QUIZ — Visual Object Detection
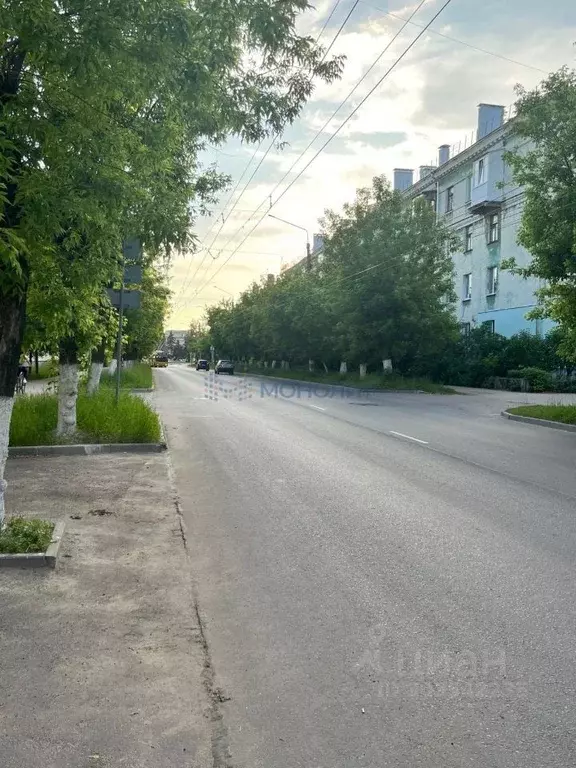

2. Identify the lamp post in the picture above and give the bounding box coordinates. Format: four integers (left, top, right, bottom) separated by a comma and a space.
268, 214, 311, 270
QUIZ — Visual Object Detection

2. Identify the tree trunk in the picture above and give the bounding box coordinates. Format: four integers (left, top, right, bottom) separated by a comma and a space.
0, 39, 28, 525
382, 358, 393, 373
0, 289, 27, 527
57, 338, 79, 437
359, 363, 367, 379
87, 341, 106, 394
339, 361, 347, 374
34, 350, 39, 376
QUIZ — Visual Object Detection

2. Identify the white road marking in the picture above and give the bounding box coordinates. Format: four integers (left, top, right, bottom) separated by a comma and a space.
389, 430, 428, 445
309, 404, 326, 411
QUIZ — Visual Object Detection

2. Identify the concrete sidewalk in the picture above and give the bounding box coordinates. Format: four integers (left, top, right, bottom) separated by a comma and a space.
0, 453, 215, 768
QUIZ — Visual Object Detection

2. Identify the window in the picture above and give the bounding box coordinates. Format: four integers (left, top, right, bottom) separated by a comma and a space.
488, 212, 500, 243
465, 175, 472, 202
475, 157, 486, 186
486, 266, 499, 295
464, 225, 473, 252
463, 273, 472, 301
460, 322, 471, 335
446, 186, 454, 213
482, 319, 495, 333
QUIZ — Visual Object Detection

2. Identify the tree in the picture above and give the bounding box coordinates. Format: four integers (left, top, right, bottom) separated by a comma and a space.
320, 176, 458, 369
124, 268, 170, 363
203, 176, 458, 372
165, 331, 176, 358
505, 67, 576, 361
187, 321, 211, 360
0, 0, 342, 523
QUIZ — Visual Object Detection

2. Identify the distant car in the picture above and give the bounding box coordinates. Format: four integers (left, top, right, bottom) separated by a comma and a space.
196, 359, 209, 371
215, 359, 234, 375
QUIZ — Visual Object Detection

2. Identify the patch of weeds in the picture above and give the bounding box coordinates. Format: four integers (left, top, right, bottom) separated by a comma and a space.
0, 518, 54, 554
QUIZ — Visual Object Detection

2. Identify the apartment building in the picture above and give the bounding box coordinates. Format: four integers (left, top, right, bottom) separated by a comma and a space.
396, 104, 553, 337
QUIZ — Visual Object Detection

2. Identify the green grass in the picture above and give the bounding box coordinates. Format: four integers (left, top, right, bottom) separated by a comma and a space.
27, 359, 58, 380
508, 404, 576, 425
9, 389, 161, 446
241, 367, 454, 394
0, 517, 54, 554
100, 363, 153, 390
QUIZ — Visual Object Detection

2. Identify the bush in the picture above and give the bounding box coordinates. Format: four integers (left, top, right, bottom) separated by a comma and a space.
0, 517, 54, 554
507, 367, 551, 392
9, 390, 161, 445
100, 363, 153, 390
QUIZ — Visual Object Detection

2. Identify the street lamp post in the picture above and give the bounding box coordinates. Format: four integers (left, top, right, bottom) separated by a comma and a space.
268, 214, 311, 271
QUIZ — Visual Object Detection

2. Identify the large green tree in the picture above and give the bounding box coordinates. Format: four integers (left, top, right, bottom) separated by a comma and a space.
204, 176, 458, 372
505, 67, 576, 361
0, 0, 342, 521
320, 176, 458, 369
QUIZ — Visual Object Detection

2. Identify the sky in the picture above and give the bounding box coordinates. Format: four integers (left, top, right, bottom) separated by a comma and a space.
167, 0, 576, 329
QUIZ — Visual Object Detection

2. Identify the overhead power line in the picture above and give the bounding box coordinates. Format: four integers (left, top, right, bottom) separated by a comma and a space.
179, 0, 362, 308
194, 0, 454, 296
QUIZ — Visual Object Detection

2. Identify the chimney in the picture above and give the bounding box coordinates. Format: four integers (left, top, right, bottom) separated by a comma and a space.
393, 168, 414, 192
438, 145, 450, 165
477, 103, 505, 140
419, 165, 436, 180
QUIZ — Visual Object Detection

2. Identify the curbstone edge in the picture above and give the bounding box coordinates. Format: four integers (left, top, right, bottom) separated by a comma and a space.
501, 410, 576, 433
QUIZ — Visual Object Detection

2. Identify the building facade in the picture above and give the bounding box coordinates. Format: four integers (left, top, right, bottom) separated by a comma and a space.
396, 104, 553, 338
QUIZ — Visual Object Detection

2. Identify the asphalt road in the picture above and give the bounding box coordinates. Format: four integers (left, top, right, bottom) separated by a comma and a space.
155, 365, 576, 768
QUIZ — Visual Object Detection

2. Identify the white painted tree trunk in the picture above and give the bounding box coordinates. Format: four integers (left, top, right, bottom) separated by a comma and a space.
0, 396, 14, 529
322, 362, 328, 373
57, 364, 79, 437
382, 359, 393, 372
271, 360, 276, 369
87, 362, 104, 395
308, 359, 314, 372
359, 363, 367, 379
339, 361, 347, 374
108, 359, 117, 375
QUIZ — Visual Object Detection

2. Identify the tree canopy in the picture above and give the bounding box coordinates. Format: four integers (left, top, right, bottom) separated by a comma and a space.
506, 66, 576, 360
206, 176, 458, 370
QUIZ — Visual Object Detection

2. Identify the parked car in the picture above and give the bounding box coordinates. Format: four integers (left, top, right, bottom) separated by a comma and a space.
196, 359, 209, 371
215, 359, 234, 375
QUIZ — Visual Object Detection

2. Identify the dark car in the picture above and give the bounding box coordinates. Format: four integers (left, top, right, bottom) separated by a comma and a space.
196, 359, 209, 371
215, 359, 234, 375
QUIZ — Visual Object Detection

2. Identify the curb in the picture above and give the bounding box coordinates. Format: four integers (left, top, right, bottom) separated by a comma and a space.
9, 442, 167, 458
501, 410, 576, 433
131, 387, 154, 393
0, 520, 66, 569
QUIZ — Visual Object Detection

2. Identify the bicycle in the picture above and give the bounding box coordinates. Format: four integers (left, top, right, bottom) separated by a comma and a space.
15, 370, 27, 395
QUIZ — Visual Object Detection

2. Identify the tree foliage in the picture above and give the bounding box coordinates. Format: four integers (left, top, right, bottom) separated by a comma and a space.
506, 66, 576, 361
206, 176, 458, 369
0, 0, 343, 393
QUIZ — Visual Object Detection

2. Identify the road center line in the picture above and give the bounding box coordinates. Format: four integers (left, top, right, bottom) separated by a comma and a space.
309, 404, 326, 411
389, 430, 428, 445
